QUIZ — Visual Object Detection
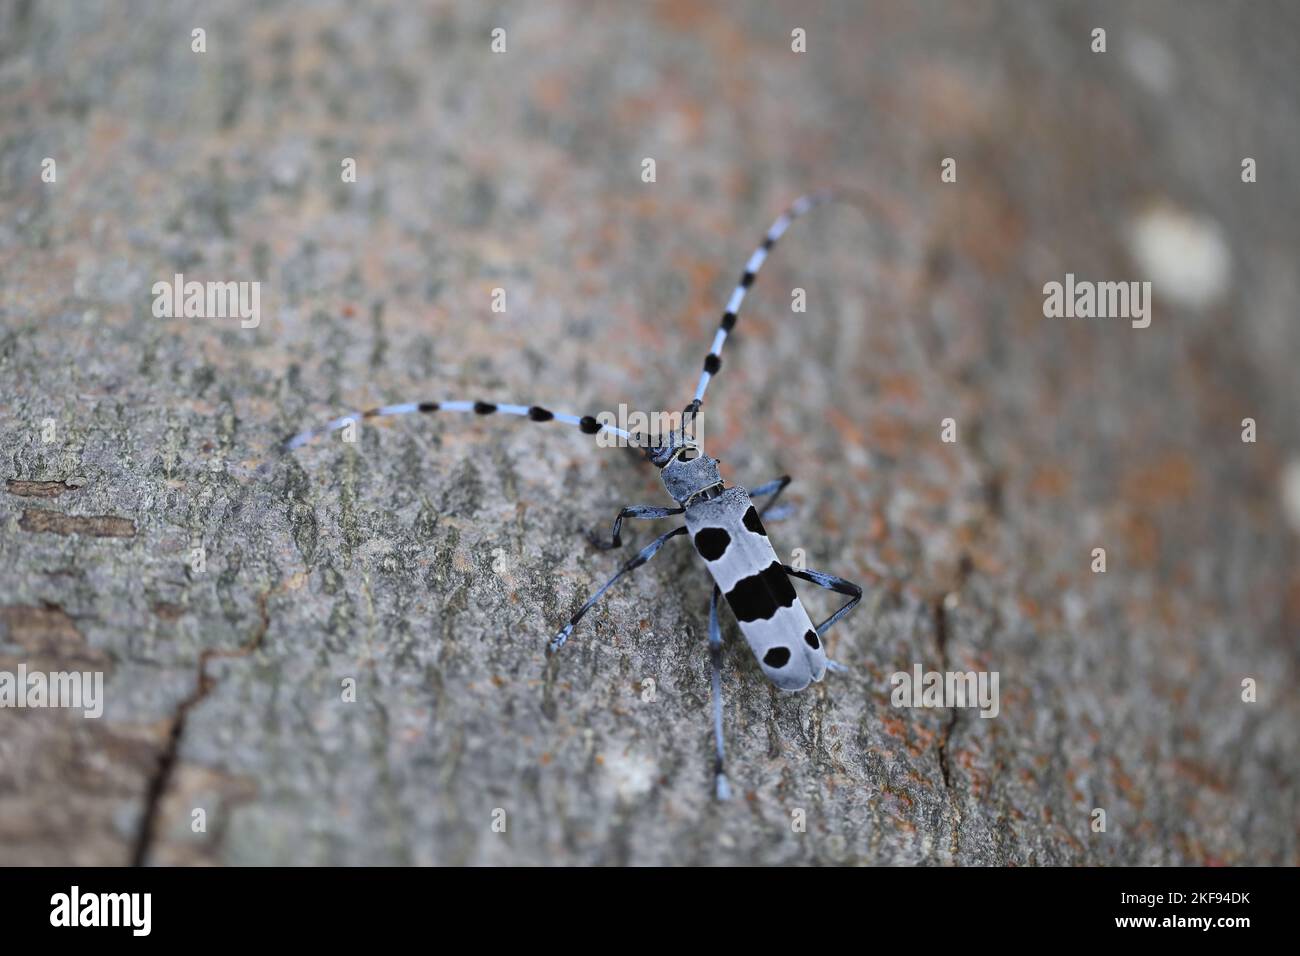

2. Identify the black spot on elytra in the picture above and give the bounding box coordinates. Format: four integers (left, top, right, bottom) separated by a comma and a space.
741, 506, 765, 536
804, 629, 820, 650
763, 647, 791, 669
693, 527, 731, 562
725, 561, 796, 623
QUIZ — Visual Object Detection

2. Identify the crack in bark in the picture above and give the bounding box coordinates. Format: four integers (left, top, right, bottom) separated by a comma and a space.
932, 552, 976, 860
19, 508, 135, 537
934, 551, 975, 792
5, 478, 85, 498
130, 591, 270, 866
933, 597, 958, 791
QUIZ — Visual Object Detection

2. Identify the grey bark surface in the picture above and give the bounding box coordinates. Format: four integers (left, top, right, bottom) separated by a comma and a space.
1, 1, 1297, 865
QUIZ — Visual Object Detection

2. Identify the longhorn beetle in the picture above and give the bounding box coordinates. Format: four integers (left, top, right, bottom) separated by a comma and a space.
283, 189, 873, 799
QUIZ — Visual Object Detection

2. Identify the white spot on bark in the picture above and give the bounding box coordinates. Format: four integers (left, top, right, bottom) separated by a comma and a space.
1127, 205, 1230, 309
1280, 459, 1300, 533
603, 747, 657, 801
1122, 33, 1175, 95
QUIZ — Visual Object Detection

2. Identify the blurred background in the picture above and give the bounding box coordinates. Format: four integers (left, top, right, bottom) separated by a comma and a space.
0, 1, 1296, 864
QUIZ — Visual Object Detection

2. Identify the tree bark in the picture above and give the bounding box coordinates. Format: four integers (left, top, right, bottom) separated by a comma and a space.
1, 0, 1296, 865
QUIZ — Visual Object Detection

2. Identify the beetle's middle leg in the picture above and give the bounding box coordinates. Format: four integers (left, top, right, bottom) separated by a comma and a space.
588, 505, 684, 550
783, 564, 863, 639
548, 526, 688, 654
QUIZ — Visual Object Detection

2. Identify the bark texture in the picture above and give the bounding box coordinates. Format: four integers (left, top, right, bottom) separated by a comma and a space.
1, 1, 1297, 865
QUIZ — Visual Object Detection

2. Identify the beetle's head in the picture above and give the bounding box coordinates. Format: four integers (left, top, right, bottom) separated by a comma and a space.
647, 403, 722, 505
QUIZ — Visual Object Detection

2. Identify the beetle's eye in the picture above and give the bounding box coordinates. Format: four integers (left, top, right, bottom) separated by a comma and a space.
679, 447, 699, 461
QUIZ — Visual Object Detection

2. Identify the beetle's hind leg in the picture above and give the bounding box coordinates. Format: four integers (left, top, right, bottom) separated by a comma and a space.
707, 584, 732, 800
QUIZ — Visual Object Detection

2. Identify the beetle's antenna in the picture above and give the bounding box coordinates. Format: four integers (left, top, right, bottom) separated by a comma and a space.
687, 187, 895, 408
279, 398, 633, 452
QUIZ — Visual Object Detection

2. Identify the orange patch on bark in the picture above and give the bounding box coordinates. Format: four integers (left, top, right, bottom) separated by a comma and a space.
1122, 453, 1197, 506
1029, 465, 1070, 498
